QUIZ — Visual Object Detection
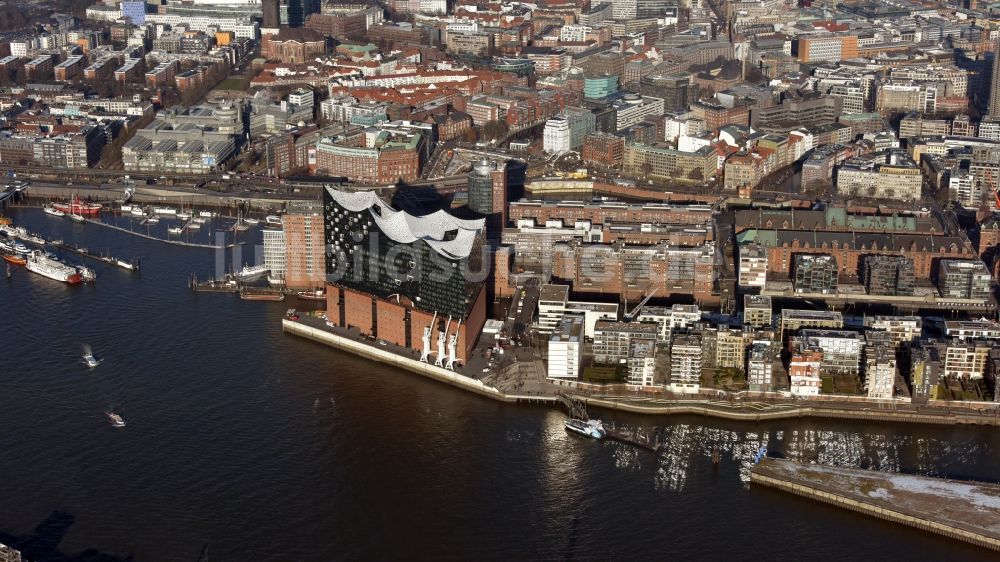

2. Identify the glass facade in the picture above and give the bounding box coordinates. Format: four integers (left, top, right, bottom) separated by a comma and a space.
324, 189, 486, 318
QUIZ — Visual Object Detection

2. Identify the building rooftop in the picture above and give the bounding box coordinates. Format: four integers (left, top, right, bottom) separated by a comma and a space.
326, 188, 485, 259
539, 284, 570, 304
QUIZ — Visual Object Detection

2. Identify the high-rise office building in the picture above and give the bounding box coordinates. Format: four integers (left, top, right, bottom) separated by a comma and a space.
467, 158, 508, 237
262, 0, 281, 29
990, 40, 1000, 117
283, 201, 326, 290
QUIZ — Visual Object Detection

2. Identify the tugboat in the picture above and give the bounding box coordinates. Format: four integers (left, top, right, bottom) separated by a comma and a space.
564, 418, 606, 439
105, 411, 126, 428
77, 265, 96, 283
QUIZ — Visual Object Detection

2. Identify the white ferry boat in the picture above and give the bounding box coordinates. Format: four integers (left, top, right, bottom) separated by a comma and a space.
236, 264, 269, 281
43, 206, 66, 217
564, 419, 606, 439
25, 251, 82, 284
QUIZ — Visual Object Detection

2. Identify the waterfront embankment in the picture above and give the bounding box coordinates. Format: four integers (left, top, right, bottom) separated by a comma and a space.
19, 182, 316, 211
751, 459, 1000, 551
281, 319, 1000, 426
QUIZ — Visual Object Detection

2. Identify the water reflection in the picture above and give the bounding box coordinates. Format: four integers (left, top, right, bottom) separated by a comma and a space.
593, 422, 998, 493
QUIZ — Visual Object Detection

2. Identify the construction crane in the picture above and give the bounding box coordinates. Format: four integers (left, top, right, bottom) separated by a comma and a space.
623, 287, 659, 322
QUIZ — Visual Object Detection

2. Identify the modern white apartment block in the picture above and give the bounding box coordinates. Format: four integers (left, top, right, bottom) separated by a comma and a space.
547, 314, 585, 379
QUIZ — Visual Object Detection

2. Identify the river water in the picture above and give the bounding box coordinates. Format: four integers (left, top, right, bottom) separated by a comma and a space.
1, 207, 998, 561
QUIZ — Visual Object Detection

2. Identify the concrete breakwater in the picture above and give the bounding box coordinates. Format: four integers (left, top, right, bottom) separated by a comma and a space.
751, 459, 1000, 552
282, 319, 1000, 426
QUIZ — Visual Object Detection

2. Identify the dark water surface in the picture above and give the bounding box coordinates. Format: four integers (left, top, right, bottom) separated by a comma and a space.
1, 207, 998, 561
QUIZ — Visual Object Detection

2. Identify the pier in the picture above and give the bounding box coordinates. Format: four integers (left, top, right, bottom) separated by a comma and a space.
81, 217, 242, 249
55, 242, 140, 272
189, 274, 238, 293
558, 394, 662, 451
751, 459, 1000, 552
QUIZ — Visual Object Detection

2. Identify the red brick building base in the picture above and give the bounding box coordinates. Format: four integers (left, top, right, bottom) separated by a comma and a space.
325, 284, 487, 364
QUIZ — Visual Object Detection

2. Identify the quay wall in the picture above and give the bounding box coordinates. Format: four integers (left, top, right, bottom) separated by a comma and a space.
283, 320, 1000, 427
282, 319, 552, 405
750, 471, 1000, 552
22, 184, 314, 210
579, 398, 1000, 426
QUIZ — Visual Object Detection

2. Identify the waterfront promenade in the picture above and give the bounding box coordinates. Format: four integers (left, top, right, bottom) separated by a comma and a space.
751, 459, 1000, 551
282, 316, 1000, 427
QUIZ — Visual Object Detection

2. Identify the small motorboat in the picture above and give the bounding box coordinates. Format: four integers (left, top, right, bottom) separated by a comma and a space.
105, 411, 126, 428
130, 207, 146, 217
146, 216, 160, 224
68, 213, 85, 223
167, 227, 183, 235
243, 217, 260, 225
83, 352, 100, 368
43, 206, 66, 217
192, 217, 207, 224
177, 212, 192, 220
120, 204, 133, 213
265, 215, 282, 225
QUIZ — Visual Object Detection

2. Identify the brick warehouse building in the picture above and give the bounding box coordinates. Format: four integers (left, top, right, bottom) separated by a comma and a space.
323, 188, 488, 364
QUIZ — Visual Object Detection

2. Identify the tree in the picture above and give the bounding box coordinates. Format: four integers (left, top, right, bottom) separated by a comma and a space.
480, 120, 508, 142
